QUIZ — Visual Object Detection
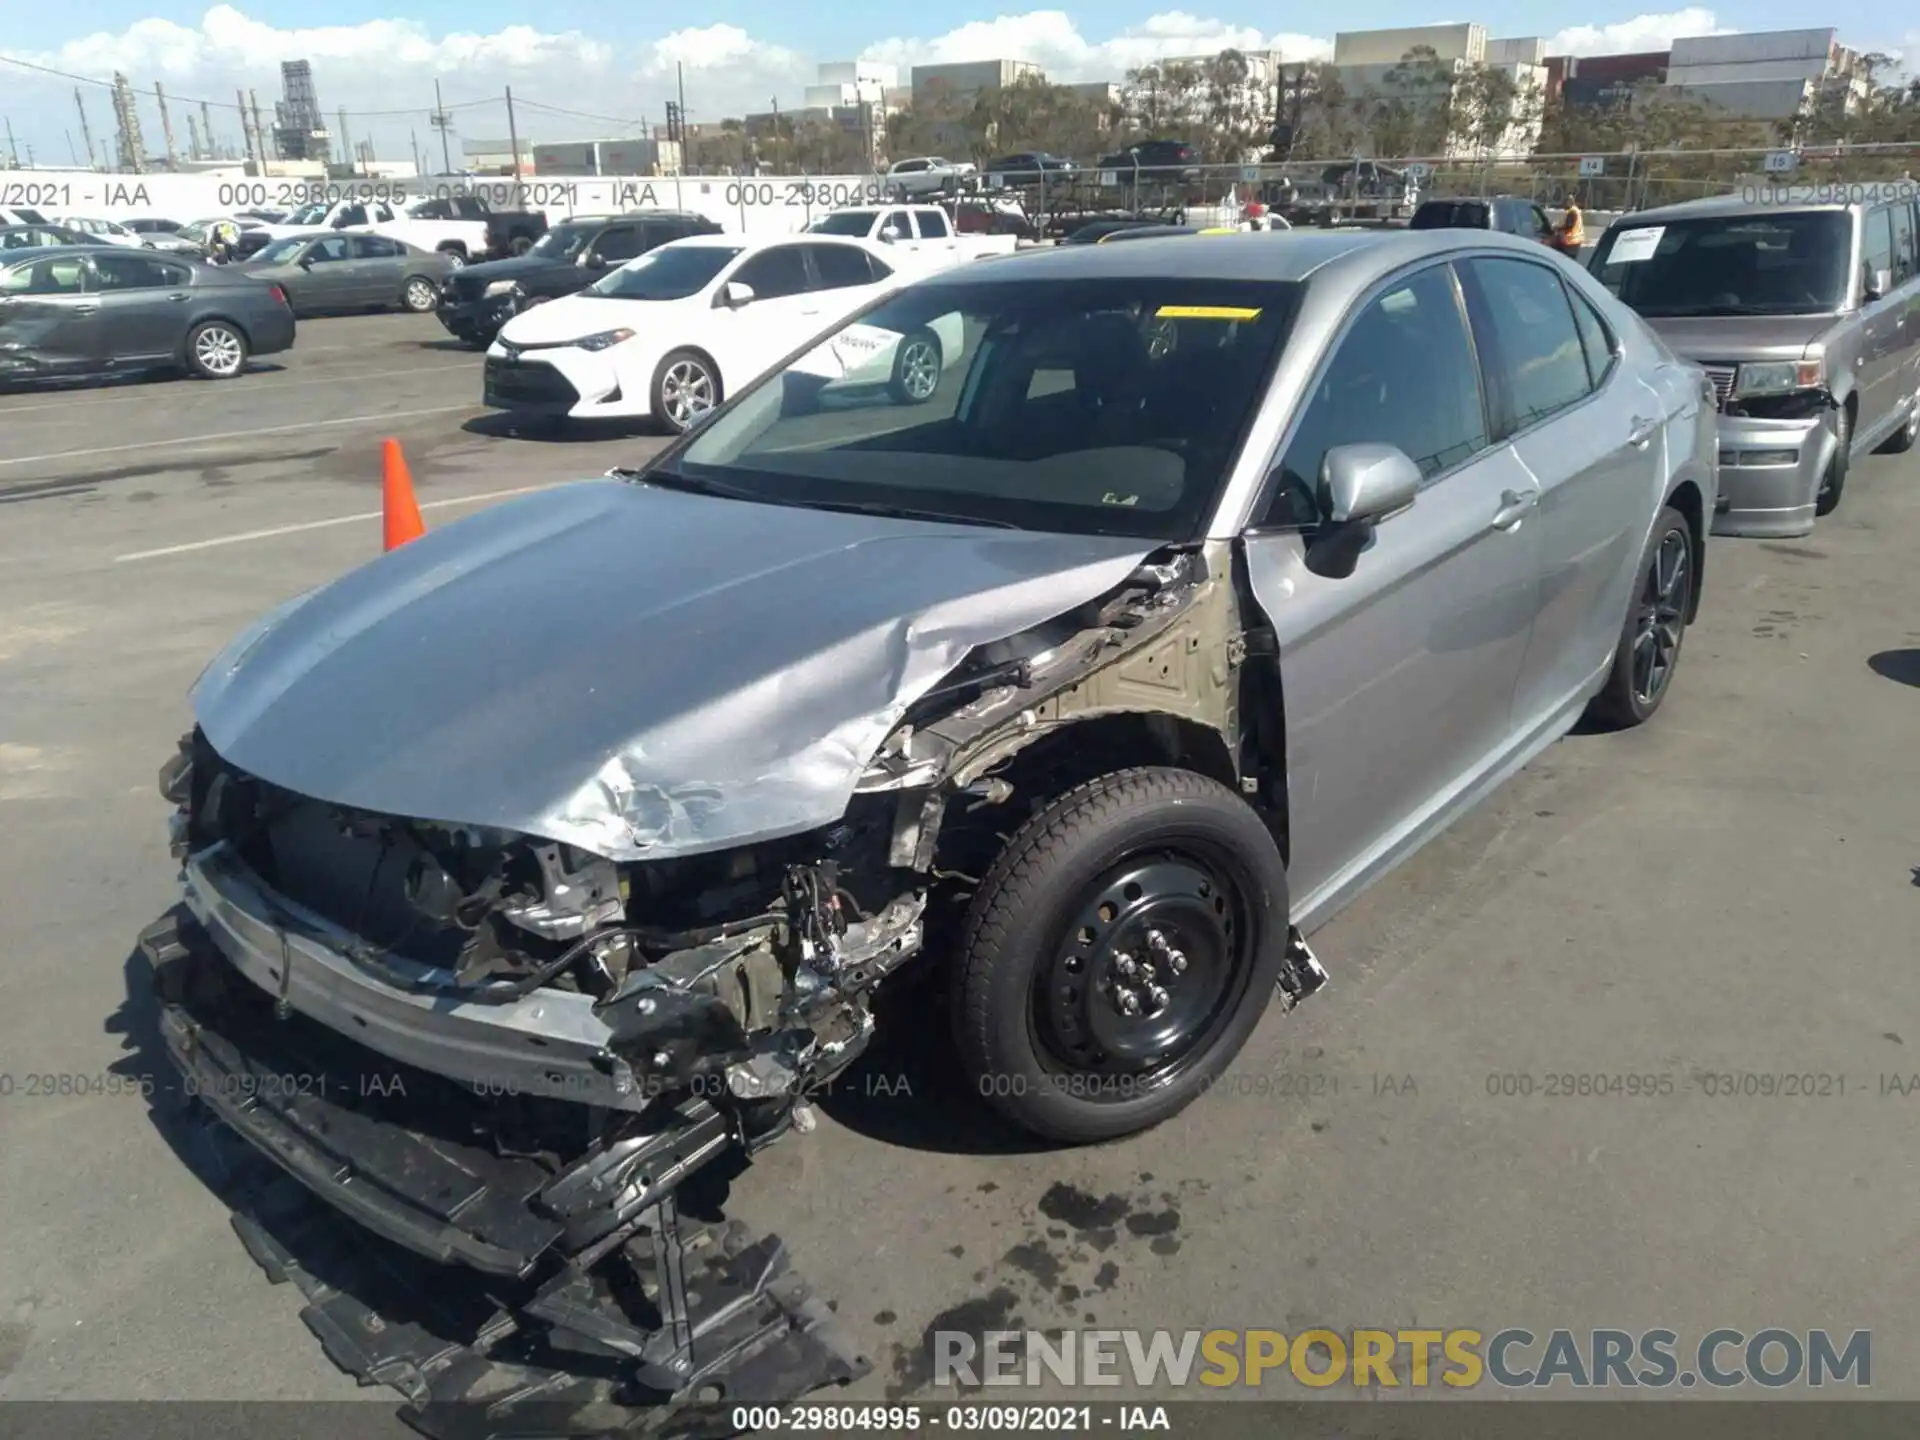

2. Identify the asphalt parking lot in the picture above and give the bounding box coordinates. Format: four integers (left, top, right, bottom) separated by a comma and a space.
3, 310, 1920, 1411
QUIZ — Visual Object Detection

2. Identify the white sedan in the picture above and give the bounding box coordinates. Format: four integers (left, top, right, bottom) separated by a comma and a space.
484, 233, 962, 434
47, 215, 148, 247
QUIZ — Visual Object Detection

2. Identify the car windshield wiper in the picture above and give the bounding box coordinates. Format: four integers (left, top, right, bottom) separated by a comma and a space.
612, 467, 761, 502
1641, 303, 1815, 317
615, 467, 1019, 529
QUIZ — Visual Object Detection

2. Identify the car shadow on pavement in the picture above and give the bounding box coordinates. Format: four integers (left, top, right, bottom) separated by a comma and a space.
415, 338, 484, 354
0, 363, 287, 396
1867, 649, 1920, 688
462, 413, 646, 444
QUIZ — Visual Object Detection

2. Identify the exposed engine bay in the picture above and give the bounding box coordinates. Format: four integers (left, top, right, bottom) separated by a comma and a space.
147, 543, 1327, 1432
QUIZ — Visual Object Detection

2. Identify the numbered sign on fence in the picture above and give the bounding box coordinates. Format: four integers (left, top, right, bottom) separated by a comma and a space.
987, 173, 1004, 188
1763, 150, 1799, 174
1238, 165, 1262, 183
1098, 171, 1119, 188
1405, 162, 1432, 180
1577, 156, 1606, 178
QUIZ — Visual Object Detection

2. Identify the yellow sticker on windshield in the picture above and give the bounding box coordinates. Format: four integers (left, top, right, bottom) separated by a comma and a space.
1155, 305, 1262, 320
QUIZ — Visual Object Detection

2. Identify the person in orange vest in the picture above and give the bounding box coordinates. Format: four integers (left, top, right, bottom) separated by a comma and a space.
1557, 192, 1585, 253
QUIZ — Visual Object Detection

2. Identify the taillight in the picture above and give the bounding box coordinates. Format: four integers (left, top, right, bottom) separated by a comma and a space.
270, 285, 288, 307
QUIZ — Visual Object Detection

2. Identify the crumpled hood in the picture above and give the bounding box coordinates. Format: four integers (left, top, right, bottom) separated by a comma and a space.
1641, 314, 1837, 364
192, 478, 1156, 861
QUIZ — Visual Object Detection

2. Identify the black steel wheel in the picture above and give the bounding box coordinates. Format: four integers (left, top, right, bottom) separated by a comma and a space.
1587, 504, 1694, 729
953, 767, 1289, 1143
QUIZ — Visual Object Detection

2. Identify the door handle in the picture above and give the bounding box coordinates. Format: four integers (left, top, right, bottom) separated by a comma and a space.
1491, 489, 1538, 530
73, 304, 99, 315
167, 292, 190, 302
1629, 415, 1659, 447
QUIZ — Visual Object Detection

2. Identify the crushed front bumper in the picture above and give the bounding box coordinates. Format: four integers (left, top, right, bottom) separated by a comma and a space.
1711, 412, 1836, 539
140, 909, 870, 1432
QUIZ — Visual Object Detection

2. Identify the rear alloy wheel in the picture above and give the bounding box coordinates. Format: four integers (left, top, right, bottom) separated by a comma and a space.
438, 247, 467, 271
1815, 404, 1850, 516
652, 349, 720, 434
953, 767, 1289, 1143
1878, 392, 1918, 455
185, 321, 249, 379
1587, 505, 1693, 729
510, 235, 535, 256
401, 276, 439, 313
888, 329, 943, 404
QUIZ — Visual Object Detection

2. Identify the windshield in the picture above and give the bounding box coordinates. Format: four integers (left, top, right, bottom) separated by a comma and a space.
531, 224, 597, 259
286, 203, 332, 227
252, 237, 310, 265
664, 276, 1302, 540
807, 211, 880, 237
590, 244, 742, 300
1591, 211, 1851, 317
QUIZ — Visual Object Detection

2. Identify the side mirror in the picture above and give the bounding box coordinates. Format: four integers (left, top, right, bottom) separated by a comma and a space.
718, 280, 756, 309
581, 252, 606, 270
878, 227, 902, 243
297, 256, 314, 269
1321, 442, 1420, 526
1865, 267, 1891, 302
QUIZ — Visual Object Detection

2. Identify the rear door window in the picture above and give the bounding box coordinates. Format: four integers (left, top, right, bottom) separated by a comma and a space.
918, 209, 951, 238
1889, 203, 1915, 285
1863, 206, 1895, 292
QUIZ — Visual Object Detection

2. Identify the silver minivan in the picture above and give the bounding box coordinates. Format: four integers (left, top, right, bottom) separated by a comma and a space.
1588, 191, 1920, 536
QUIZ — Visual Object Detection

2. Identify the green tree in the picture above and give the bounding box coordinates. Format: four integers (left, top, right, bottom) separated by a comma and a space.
1122, 59, 1206, 138
1197, 49, 1268, 162
1377, 45, 1459, 156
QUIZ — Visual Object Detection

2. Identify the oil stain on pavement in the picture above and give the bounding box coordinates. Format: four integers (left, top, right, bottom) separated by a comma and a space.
883, 1174, 1204, 1398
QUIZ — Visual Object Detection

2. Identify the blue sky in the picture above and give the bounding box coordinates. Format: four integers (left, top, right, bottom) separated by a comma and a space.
2, 3, 1913, 168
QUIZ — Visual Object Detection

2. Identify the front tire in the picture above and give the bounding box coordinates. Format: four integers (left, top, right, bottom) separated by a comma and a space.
1878, 393, 1918, 455
888, 328, 942, 404
651, 349, 720, 435
1815, 404, 1850, 516
1587, 505, 1693, 729
953, 767, 1289, 1144
185, 320, 249, 379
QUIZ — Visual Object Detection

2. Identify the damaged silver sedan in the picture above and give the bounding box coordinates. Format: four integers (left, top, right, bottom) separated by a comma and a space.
146, 229, 1716, 1426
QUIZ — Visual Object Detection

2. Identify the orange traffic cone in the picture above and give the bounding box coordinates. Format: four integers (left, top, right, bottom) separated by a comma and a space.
381, 437, 426, 551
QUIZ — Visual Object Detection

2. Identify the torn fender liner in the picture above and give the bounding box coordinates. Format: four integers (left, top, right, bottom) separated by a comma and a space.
191, 477, 1156, 861
142, 912, 870, 1436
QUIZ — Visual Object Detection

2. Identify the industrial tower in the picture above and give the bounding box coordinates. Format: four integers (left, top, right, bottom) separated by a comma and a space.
110, 72, 147, 172
272, 59, 332, 162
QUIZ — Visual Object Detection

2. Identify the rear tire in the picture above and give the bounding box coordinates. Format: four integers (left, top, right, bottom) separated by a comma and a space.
952, 767, 1289, 1144
888, 328, 942, 404
1878, 392, 1918, 455
510, 235, 535, 256
1815, 404, 1850, 516
1586, 505, 1693, 730
436, 246, 467, 271
184, 320, 249, 379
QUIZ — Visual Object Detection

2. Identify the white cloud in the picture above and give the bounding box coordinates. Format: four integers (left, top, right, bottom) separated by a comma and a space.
1545, 9, 1730, 56
1, 5, 1782, 166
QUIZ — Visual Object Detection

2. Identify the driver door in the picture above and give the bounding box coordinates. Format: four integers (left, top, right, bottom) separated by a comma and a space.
1240, 259, 1543, 931
707, 244, 827, 388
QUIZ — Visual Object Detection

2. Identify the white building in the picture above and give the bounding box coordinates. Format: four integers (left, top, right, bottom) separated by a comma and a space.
805, 61, 897, 111
1331, 22, 1546, 159
1661, 29, 1870, 121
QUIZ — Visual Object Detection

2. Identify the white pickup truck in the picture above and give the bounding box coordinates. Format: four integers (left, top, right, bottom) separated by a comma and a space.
255, 198, 490, 266
802, 205, 1019, 260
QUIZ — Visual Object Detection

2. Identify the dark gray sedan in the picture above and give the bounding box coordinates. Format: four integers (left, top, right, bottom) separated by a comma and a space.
0, 244, 294, 382
240, 233, 455, 316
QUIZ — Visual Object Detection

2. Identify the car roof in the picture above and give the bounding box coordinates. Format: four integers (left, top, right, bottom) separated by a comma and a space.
1610, 193, 1856, 224
665, 231, 874, 253
940, 227, 1559, 290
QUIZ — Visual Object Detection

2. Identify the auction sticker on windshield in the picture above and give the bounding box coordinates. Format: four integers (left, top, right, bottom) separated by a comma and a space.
1606, 227, 1665, 264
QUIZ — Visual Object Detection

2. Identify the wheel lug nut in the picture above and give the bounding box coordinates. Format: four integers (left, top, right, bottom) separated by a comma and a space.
1115, 988, 1142, 1016
1147, 929, 1169, 953
1146, 984, 1169, 1010
1115, 953, 1137, 978
1167, 950, 1187, 975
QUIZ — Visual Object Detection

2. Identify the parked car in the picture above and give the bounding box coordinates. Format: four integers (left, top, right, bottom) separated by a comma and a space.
1098, 139, 1199, 179
0, 205, 50, 226
0, 244, 294, 381
1062, 217, 1185, 244
122, 217, 199, 253
148, 226, 1712, 1424
179, 216, 273, 261
46, 214, 148, 247
0, 222, 91, 251
236, 208, 289, 224
1411, 195, 1579, 257
1090, 223, 1199, 242
1588, 193, 1920, 536
237, 233, 457, 316
983, 151, 1077, 179
485, 233, 957, 433
406, 194, 549, 257
803, 205, 1019, 259
438, 211, 724, 348
884, 156, 977, 197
